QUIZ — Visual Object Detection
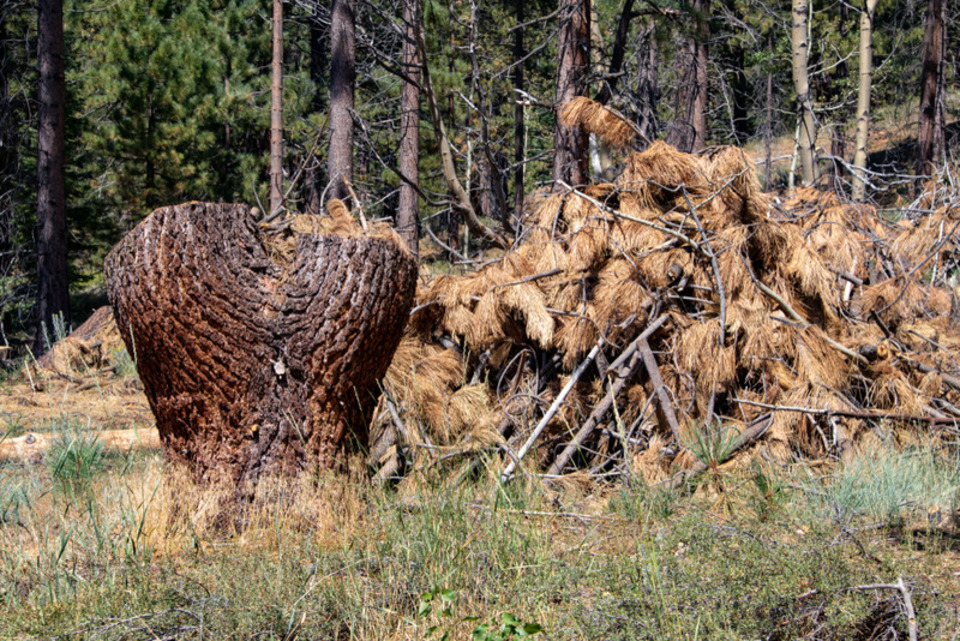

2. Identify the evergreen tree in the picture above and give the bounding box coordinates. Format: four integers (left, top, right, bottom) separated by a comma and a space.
35, 0, 68, 352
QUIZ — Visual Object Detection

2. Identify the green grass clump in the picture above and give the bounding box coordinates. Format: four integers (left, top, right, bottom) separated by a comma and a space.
1, 440, 958, 640
805, 442, 960, 525
47, 419, 106, 492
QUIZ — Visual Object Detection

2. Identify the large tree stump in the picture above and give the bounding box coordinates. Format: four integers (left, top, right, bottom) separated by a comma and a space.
104, 202, 417, 488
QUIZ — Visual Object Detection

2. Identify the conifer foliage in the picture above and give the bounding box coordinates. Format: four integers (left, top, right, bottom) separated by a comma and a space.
0, 0, 955, 349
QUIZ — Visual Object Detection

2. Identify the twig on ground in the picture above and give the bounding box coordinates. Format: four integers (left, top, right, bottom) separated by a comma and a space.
855, 577, 918, 641
735, 397, 959, 425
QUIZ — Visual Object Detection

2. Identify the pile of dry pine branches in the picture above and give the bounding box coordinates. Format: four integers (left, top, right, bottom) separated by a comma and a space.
372, 98, 960, 486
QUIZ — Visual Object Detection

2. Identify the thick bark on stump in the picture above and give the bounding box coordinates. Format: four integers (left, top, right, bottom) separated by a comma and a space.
104, 202, 417, 488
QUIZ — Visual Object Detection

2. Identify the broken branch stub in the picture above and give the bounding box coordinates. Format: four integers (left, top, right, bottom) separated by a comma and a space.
105, 202, 417, 488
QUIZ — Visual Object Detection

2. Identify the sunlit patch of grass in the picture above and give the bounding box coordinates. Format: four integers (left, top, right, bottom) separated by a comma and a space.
1, 434, 959, 639
47, 419, 106, 493
802, 441, 960, 526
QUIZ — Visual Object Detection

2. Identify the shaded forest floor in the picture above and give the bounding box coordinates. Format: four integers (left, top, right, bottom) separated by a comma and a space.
1, 367, 959, 640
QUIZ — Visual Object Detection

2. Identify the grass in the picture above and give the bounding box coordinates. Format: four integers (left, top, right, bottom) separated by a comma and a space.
0, 435, 958, 640
1, 365, 958, 640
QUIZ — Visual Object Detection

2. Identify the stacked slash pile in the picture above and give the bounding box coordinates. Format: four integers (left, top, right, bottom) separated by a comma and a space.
375, 100, 960, 484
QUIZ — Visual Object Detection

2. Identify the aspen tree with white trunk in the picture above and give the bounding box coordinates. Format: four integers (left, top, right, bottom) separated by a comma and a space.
791, 0, 817, 186
850, 0, 879, 202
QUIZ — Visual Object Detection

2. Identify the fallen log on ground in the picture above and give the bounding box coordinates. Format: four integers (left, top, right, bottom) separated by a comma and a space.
0, 428, 160, 462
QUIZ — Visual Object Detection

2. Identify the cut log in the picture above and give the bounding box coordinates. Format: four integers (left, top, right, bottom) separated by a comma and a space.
104, 202, 417, 488
0, 428, 160, 462
36, 305, 124, 375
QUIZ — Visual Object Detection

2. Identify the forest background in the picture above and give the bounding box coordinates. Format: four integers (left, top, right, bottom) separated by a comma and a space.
0, 0, 957, 349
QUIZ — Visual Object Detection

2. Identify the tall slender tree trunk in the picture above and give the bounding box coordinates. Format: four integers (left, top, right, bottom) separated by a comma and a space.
1, 11, 13, 283
269, 0, 284, 218
916, 0, 945, 178
513, 0, 526, 220
635, 19, 659, 141
764, 56, 773, 190
791, 0, 818, 185
690, 0, 709, 151
396, 0, 420, 255
594, 0, 635, 106
328, 0, 356, 203
553, 0, 590, 186
35, 0, 69, 353
850, 0, 879, 201
729, 46, 749, 141
665, 0, 710, 152
305, 3, 327, 216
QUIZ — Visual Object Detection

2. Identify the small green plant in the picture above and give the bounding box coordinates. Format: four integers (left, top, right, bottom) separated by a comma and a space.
38, 310, 69, 353
418, 587, 543, 641
470, 613, 544, 641
686, 420, 738, 469
750, 460, 787, 519
109, 346, 138, 379
48, 420, 105, 491
805, 444, 960, 524
608, 482, 677, 521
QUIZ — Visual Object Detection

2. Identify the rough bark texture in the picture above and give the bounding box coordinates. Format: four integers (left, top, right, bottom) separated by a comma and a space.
328, 0, 356, 203
791, 0, 818, 185
104, 203, 417, 488
396, 0, 420, 255
553, 0, 590, 186
634, 19, 659, 141
916, 0, 945, 177
304, 4, 327, 216
269, 0, 284, 217
513, 0, 526, 222
35, 0, 69, 354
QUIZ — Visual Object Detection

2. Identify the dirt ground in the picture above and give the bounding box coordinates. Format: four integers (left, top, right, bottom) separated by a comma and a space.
0, 366, 157, 459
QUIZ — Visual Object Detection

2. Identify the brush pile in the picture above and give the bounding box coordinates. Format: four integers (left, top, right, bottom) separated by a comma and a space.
376, 125, 960, 484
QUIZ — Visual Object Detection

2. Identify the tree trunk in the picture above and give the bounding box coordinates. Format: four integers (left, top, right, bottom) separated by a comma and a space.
513, 0, 526, 221
553, 0, 590, 186
791, 0, 818, 185
850, 0, 879, 201
269, 0, 284, 217
763, 30, 773, 190
0, 10, 12, 272
634, 19, 659, 141
665, 0, 709, 152
416, 11, 508, 249
105, 202, 417, 489
729, 45, 750, 141
35, 0, 69, 354
396, 0, 420, 255
594, 0, 635, 106
916, 0, 945, 178
304, 2, 327, 216
328, 0, 356, 203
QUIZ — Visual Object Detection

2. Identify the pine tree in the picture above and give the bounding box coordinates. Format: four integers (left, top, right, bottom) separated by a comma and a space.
35, 0, 69, 352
